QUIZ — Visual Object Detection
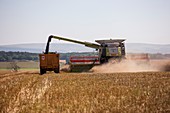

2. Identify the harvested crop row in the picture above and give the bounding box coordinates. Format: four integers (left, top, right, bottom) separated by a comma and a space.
0, 72, 170, 113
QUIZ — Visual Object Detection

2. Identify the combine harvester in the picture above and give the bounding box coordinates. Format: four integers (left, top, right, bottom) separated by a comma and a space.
39, 35, 126, 74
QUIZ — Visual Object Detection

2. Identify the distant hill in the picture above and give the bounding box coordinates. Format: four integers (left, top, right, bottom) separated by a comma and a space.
126, 43, 170, 54
0, 43, 94, 53
0, 43, 170, 54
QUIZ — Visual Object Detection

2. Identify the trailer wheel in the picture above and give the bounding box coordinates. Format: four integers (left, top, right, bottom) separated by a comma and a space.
54, 68, 59, 73
40, 68, 46, 75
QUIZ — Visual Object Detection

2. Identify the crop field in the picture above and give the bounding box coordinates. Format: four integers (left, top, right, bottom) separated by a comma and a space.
0, 61, 39, 69
0, 70, 170, 113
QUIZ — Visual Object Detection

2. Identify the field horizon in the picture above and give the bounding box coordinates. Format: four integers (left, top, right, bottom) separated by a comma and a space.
0, 43, 170, 54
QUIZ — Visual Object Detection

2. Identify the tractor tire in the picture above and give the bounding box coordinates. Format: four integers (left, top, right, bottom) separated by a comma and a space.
40, 68, 46, 75
54, 68, 59, 73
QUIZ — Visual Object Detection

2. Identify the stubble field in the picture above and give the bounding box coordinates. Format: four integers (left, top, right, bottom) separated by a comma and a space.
0, 71, 170, 113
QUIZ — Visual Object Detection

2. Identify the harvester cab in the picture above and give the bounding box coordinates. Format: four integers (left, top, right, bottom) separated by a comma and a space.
95, 39, 125, 63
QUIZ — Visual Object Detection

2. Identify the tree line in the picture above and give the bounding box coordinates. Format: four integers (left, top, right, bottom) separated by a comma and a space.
0, 51, 169, 62
0, 51, 97, 62
0, 51, 39, 61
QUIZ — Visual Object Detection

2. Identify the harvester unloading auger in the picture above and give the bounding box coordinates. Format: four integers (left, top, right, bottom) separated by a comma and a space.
39, 35, 126, 74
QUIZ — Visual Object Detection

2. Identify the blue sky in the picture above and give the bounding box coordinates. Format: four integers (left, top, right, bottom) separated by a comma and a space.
0, 0, 170, 45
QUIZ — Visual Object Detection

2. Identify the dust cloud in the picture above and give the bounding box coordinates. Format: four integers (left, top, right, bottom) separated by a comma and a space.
60, 64, 71, 72
90, 59, 170, 73
60, 59, 170, 73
